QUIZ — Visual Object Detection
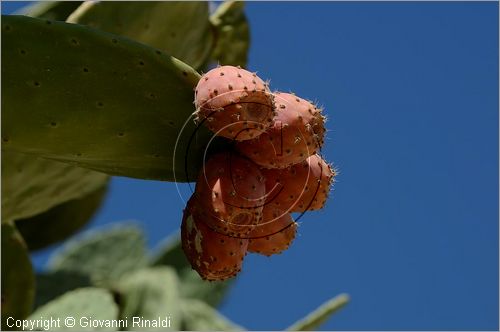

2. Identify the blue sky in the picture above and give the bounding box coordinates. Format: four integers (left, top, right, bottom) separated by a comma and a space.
2, 2, 499, 330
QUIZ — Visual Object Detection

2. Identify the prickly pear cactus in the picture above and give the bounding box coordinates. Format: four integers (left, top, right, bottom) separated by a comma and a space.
1, 2, 348, 330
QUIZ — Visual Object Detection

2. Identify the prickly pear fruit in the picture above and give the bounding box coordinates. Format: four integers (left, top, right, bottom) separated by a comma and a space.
264, 154, 335, 212
181, 197, 248, 281
194, 65, 275, 141
248, 206, 297, 256
195, 152, 266, 237
236, 92, 325, 168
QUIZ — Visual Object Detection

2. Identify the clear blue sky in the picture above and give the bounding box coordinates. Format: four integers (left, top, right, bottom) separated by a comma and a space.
2, 2, 499, 330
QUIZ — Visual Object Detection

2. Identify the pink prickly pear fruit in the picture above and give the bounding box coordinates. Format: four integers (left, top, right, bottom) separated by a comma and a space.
195, 152, 266, 237
263, 154, 335, 212
248, 206, 297, 256
181, 196, 248, 281
194, 65, 275, 141
236, 92, 326, 169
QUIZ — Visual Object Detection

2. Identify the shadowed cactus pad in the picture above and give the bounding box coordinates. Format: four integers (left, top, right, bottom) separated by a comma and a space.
1, 223, 35, 330
1, 151, 108, 222
33, 271, 92, 310
18, 1, 83, 20
209, 1, 250, 68
67, 1, 214, 70
15, 183, 108, 251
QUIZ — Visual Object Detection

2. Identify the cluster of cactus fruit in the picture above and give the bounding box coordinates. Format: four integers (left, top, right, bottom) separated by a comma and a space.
182, 65, 335, 280
2, 1, 350, 329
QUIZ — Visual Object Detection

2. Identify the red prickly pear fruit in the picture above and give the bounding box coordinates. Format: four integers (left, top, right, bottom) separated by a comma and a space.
236, 92, 326, 169
195, 152, 266, 237
181, 196, 248, 281
263, 154, 335, 212
194, 65, 275, 141
248, 206, 297, 256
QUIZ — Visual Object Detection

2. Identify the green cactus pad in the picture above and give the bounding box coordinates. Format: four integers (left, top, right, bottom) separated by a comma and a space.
1, 223, 35, 330
18, 1, 83, 21
15, 183, 108, 251
180, 299, 242, 331
34, 271, 92, 310
117, 267, 180, 331
48, 223, 147, 286
210, 1, 250, 67
67, 2, 213, 70
28, 288, 119, 331
2, 15, 220, 182
1, 151, 108, 222
150, 234, 233, 307
285, 294, 350, 331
